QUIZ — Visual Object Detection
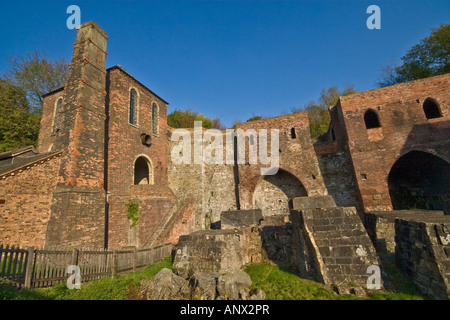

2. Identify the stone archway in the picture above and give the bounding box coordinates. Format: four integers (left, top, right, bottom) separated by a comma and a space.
388, 150, 450, 214
253, 169, 307, 217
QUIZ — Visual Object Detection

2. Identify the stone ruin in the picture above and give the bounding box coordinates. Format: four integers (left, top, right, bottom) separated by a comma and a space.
168, 196, 450, 300
169, 197, 376, 298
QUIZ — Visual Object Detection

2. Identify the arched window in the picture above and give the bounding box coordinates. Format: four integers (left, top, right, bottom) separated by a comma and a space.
53, 98, 63, 134
152, 102, 158, 135
364, 109, 381, 129
290, 128, 296, 139
129, 89, 138, 125
423, 98, 442, 119
134, 156, 152, 185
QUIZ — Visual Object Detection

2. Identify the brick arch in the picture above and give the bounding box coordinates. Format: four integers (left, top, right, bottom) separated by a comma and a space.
388, 150, 450, 214
132, 154, 154, 185
252, 168, 307, 217
423, 97, 442, 119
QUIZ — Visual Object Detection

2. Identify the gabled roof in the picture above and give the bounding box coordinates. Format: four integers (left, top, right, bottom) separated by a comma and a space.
0, 146, 62, 177
107, 65, 169, 105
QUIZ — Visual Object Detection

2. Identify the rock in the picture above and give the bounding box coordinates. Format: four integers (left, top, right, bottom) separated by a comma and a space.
249, 288, 266, 300
350, 286, 367, 298
190, 272, 220, 300
140, 268, 190, 300
217, 268, 253, 300
139, 268, 264, 301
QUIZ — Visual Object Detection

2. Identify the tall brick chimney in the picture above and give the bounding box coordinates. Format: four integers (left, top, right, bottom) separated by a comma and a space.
45, 21, 108, 248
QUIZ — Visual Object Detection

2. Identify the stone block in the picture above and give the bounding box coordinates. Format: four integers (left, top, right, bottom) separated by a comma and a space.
173, 229, 244, 278
220, 209, 263, 229
290, 196, 336, 210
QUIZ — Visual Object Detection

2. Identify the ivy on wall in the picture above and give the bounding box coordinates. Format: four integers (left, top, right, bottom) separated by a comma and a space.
125, 200, 140, 228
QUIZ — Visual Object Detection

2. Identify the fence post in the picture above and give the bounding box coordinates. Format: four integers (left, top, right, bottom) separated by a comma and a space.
23, 247, 34, 289
71, 248, 79, 266
111, 250, 117, 277
132, 247, 137, 272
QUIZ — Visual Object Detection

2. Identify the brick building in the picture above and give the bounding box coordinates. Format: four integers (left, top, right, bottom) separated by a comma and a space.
0, 21, 449, 250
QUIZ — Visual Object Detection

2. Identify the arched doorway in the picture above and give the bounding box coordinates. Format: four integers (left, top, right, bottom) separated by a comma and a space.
134, 156, 153, 185
253, 169, 307, 216
388, 151, 450, 214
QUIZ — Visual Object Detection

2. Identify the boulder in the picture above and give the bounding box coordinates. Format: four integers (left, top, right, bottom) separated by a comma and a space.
190, 272, 220, 300
139, 268, 190, 300
216, 268, 253, 300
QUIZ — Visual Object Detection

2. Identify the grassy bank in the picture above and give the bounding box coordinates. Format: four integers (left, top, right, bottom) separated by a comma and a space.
0, 256, 174, 300
0, 255, 427, 300
244, 261, 426, 300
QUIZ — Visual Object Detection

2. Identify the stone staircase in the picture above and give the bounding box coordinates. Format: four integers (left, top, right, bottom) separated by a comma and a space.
290, 196, 380, 293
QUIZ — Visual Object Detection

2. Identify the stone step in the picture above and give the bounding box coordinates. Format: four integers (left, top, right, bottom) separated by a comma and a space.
291, 206, 380, 290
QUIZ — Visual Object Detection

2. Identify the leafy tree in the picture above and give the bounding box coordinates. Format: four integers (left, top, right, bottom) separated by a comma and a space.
378, 23, 450, 87
167, 108, 222, 129
3, 51, 68, 115
291, 85, 355, 139
246, 115, 263, 122
0, 79, 40, 152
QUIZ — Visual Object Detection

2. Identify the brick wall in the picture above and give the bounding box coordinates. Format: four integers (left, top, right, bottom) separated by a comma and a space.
105, 66, 176, 248
37, 89, 64, 153
0, 154, 61, 247
337, 73, 450, 212
236, 112, 328, 210
45, 21, 108, 248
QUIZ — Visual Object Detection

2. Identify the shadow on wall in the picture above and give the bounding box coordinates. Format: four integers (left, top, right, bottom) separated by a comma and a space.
391, 122, 450, 215
253, 169, 307, 217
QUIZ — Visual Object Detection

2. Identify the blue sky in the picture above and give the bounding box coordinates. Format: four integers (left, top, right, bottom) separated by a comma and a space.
0, 0, 449, 127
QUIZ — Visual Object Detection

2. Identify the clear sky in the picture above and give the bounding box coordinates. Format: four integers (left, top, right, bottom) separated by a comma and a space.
0, 0, 449, 127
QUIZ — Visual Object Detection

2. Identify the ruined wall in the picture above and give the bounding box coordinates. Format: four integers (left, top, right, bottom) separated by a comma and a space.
236, 112, 328, 212
395, 217, 450, 300
337, 73, 450, 212
105, 66, 176, 249
0, 154, 61, 247
316, 152, 362, 210
167, 128, 238, 234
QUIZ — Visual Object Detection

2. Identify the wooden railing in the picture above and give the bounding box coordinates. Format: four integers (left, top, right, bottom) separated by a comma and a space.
0, 243, 173, 288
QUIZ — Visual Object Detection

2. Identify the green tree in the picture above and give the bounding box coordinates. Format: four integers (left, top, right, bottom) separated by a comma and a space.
292, 85, 355, 139
167, 108, 222, 129
246, 115, 263, 122
3, 51, 68, 115
0, 79, 40, 152
378, 23, 450, 87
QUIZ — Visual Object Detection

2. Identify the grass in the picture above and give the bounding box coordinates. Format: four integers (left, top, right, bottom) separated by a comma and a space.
244, 262, 427, 300
245, 264, 347, 300
0, 255, 174, 300
0, 254, 428, 300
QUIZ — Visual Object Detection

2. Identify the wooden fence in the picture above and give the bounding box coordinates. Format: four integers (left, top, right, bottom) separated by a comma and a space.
0, 243, 173, 289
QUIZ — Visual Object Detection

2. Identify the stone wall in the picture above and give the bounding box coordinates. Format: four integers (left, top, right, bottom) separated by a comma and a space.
167, 128, 238, 234
364, 210, 445, 254
395, 217, 450, 300
317, 151, 362, 210
173, 229, 245, 278
291, 207, 380, 291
